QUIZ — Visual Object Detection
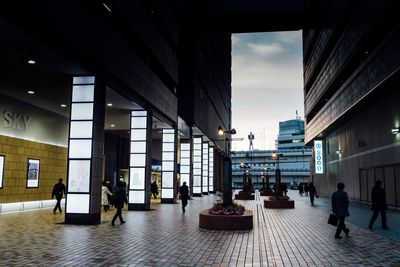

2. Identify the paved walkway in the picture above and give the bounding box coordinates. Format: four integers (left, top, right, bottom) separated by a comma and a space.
0, 191, 400, 266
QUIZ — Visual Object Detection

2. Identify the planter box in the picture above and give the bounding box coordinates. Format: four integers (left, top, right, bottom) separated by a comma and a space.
199, 209, 253, 230
260, 190, 274, 196
264, 197, 295, 209
234, 191, 255, 200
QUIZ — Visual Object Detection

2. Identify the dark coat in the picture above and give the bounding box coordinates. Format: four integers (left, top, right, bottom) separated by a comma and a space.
331, 190, 350, 217
52, 182, 66, 199
179, 184, 189, 200
309, 184, 316, 195
113, 185, 128, 209
371, 186, 387, 210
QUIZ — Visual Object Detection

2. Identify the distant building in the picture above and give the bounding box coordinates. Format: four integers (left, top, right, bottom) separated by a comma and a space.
231, 119, 312, 189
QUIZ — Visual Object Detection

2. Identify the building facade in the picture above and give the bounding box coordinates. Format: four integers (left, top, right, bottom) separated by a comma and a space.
304, 0, 400, 208
232, 119, 312, 189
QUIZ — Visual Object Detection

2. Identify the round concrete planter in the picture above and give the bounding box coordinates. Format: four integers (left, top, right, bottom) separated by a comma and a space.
264, 196, 295, 209
199, 209, 253, 230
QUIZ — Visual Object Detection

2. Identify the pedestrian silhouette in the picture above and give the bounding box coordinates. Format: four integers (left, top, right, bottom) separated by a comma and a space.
111, 181, 128, 226
102, 181, 113, 212
331, 182, 350, 239
179, 181, 189, 213
151, 181, 159, 199
298, 183, 304, 196
368, 180, 388, 230
52, 179, 66, 214
304, 183, 309, 196
308, 182, 317, 205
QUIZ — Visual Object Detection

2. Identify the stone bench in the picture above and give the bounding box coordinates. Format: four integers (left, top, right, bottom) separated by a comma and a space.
264, 197, 295, 209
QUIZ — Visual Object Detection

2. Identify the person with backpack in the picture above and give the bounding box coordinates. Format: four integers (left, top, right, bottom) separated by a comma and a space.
111, 181, 128, 226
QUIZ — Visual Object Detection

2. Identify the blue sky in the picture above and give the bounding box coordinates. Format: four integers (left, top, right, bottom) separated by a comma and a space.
232, 31, 303, 151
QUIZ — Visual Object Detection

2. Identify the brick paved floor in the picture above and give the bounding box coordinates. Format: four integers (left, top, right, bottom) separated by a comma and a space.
1, 191, 400, 267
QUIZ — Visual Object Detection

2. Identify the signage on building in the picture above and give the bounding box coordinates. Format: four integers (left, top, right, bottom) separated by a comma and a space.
3, 110, 31, 131
314, 140, 324, 174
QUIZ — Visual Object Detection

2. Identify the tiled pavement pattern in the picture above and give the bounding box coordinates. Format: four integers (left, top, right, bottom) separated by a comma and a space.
0, 191, 400, 266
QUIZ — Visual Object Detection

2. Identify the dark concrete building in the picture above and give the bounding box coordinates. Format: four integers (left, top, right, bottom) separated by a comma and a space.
304, 0, 400, 208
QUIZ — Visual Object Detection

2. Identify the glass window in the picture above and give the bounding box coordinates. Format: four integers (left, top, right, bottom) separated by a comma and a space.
162, 188, 174, 198
162, 161, 174, 171
131, 110, 147, 117
162, 143, 174, 152
73, 76, 95, 85
163, 133, 175, 142
162, 152, 174, 161
162, 172, 174, 187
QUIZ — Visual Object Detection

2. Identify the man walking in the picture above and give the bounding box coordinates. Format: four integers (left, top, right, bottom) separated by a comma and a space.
52, 179, 66, 214
369, 180, 388, 230
331, 182, 350, 239
179, 181, 189, 213
111, 181, 128, 226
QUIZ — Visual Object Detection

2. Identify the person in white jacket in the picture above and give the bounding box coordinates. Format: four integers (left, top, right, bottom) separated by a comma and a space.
102, 181, 113, 212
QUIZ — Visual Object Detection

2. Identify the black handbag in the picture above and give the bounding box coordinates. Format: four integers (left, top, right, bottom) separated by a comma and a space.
328, 213, 338, 226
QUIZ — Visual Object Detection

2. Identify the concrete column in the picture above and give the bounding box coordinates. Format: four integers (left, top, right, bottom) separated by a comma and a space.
128, 109, 152, 210
65, 76, 105, 225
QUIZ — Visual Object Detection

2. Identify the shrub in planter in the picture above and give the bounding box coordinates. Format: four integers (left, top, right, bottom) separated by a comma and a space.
208, 203, 245, 215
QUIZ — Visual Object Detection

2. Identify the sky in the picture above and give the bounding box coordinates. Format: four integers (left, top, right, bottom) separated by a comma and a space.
231, 31, 304, 151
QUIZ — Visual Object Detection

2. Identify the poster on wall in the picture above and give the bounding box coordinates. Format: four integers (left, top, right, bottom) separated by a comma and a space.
0, 155, 4, 188
27, 158, 40, 188
68, 160, 91, 193
314, 140, 324, 174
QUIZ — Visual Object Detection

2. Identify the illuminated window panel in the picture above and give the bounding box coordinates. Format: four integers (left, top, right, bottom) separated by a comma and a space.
70, 121, 93, 139
66, 194, 90, 214
130, 141, 146, 153
0, 155, 4, 188
129, 168, 145, 190
72, 85, 94, 102
73, 76, 95, 84
69, 140, 92, 159
66, 76, 96, 215
129, 110, 148, 205
129, 190, 145, 204
131, 117, 147, 128
192, 137, 202, 195
161, 129, 176, 200
71, 103, 94, 120
209, 147, 214, 192
68, 160, 91, 192
202, 143, 209, 193
162, 188, 174, 198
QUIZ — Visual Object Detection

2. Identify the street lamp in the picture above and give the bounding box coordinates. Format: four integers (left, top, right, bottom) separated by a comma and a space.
272, 152, 283, 196
218, 126, 236, 206
239, 162, 251, 191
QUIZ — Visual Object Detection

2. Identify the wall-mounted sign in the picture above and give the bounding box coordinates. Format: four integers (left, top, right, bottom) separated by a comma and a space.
27, 158, 40, 188
314, 140, 324, 174
0, 155, 4, 188
3, 110, 31, 131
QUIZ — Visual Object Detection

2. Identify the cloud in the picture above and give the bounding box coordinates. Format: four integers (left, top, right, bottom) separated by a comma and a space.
232, 31, 304, 151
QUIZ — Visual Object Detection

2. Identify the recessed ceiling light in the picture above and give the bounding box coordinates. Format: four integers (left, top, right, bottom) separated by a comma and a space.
27, 90, 35, 94
107, 103, 113, 107
27, 59, 36, 64
110, 124, 115, 127
60, 104, 67, 108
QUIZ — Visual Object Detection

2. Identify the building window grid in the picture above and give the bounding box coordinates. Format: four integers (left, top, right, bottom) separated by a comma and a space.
209, 147, 214, 192
180, 142, 191, 187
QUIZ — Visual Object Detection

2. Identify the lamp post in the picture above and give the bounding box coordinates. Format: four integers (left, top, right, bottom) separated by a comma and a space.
272, 152, 283, 196
218, 126, 236, 206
